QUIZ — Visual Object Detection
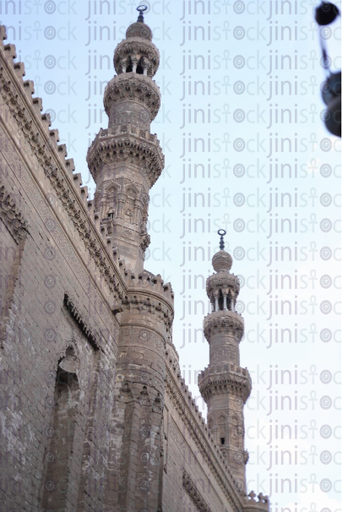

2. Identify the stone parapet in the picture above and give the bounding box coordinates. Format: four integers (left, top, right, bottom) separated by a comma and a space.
0, 26, 130, 304
243, 491, 269, 511
118, 269, 174, 332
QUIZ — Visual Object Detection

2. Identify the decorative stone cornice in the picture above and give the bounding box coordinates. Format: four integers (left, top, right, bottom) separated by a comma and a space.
204, 311, 244, 342
63, 294, 100, 351
120, 269, 174, 330
0, 183, 29, 242
87, 123, 164, 187
0, 27, 131, 305
103, 73, 161, 121
198, 364, 252, 403
182, 471, 212, 512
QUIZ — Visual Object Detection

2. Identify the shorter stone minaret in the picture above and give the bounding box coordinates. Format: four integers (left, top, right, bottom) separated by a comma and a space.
198, 230, 252, 493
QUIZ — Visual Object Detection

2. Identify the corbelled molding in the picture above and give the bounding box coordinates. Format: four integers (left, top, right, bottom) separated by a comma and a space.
203, 311, 244, 342
120, 270, 174, 330
198, 364, 252, 403
206, 272, 240, 298
87, 123, 164, 187
63, 294, 100, 351
0, 30, 130, 305
114, 38, 160, 77
0, 183, 28, 242
103, 73, 161, 121
182, 470, 212, 512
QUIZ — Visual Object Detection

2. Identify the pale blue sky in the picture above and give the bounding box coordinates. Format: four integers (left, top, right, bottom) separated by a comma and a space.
2, 0, 341, 508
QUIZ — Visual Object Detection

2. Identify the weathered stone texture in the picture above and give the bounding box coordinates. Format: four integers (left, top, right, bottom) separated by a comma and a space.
0, 16, 269, 512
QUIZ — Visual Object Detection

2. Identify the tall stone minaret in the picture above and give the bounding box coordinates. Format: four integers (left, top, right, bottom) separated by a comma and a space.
87, 9, 174, 511
87, 6, 163, 273
198, 230, 252, 493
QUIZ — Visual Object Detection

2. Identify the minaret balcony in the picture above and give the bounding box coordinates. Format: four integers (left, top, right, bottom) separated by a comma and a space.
204, 310, 244, 343
104, 72, 161, 123
87, 122, 164, 186
198, 363, 252, 403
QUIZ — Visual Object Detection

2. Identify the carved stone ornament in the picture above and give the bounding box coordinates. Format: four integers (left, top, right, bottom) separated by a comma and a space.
0, 50, 127, 303
63, 294, 100, 350
114, 37, 160, 77
243, 490, 269, 508
0, 183, 29, 242
140, 232, 150, 252
203, 310, 244, 342
198, 364, 252, 403
206, 272, 240, 299
87, 124, 164, 187
104, 74, 161, 120
182, 471, 212, 512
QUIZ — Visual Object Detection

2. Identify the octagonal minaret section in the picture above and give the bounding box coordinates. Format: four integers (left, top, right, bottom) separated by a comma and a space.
87, 11, 164, 273
198, 231, 252, 493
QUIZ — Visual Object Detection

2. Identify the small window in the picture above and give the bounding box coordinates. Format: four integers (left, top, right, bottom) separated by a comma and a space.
221, 437, 225, 445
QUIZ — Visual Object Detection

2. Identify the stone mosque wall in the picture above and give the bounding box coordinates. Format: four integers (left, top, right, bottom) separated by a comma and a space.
0, 17, 269, 512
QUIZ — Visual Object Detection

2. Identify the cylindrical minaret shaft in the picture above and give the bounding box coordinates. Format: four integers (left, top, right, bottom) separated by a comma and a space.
198, 233, 251, 493
87, 11, 174, 511
87, 14, 164, 273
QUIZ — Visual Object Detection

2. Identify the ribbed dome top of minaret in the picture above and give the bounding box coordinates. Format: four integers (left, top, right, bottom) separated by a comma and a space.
206, 231, 240, 302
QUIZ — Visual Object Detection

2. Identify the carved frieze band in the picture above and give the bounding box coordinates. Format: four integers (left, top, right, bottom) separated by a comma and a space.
198, 372, 252, 403
64, 294, 100, 351
114, 38, 160, 77
0, 183, 28, 242
87, 127, 164, 187
0, 55, 126, 302
104, 74, 161, 120
182, 470, 212, 512
206, 273, 240, 297
204, 311, 244, 342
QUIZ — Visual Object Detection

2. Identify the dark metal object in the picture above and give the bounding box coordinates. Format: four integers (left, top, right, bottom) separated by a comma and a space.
137, 5, 148, 22
315, 2, 341, 137
218, 229, 226, 250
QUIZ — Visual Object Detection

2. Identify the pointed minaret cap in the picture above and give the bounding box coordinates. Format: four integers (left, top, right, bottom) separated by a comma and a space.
212, 230, 232, 272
